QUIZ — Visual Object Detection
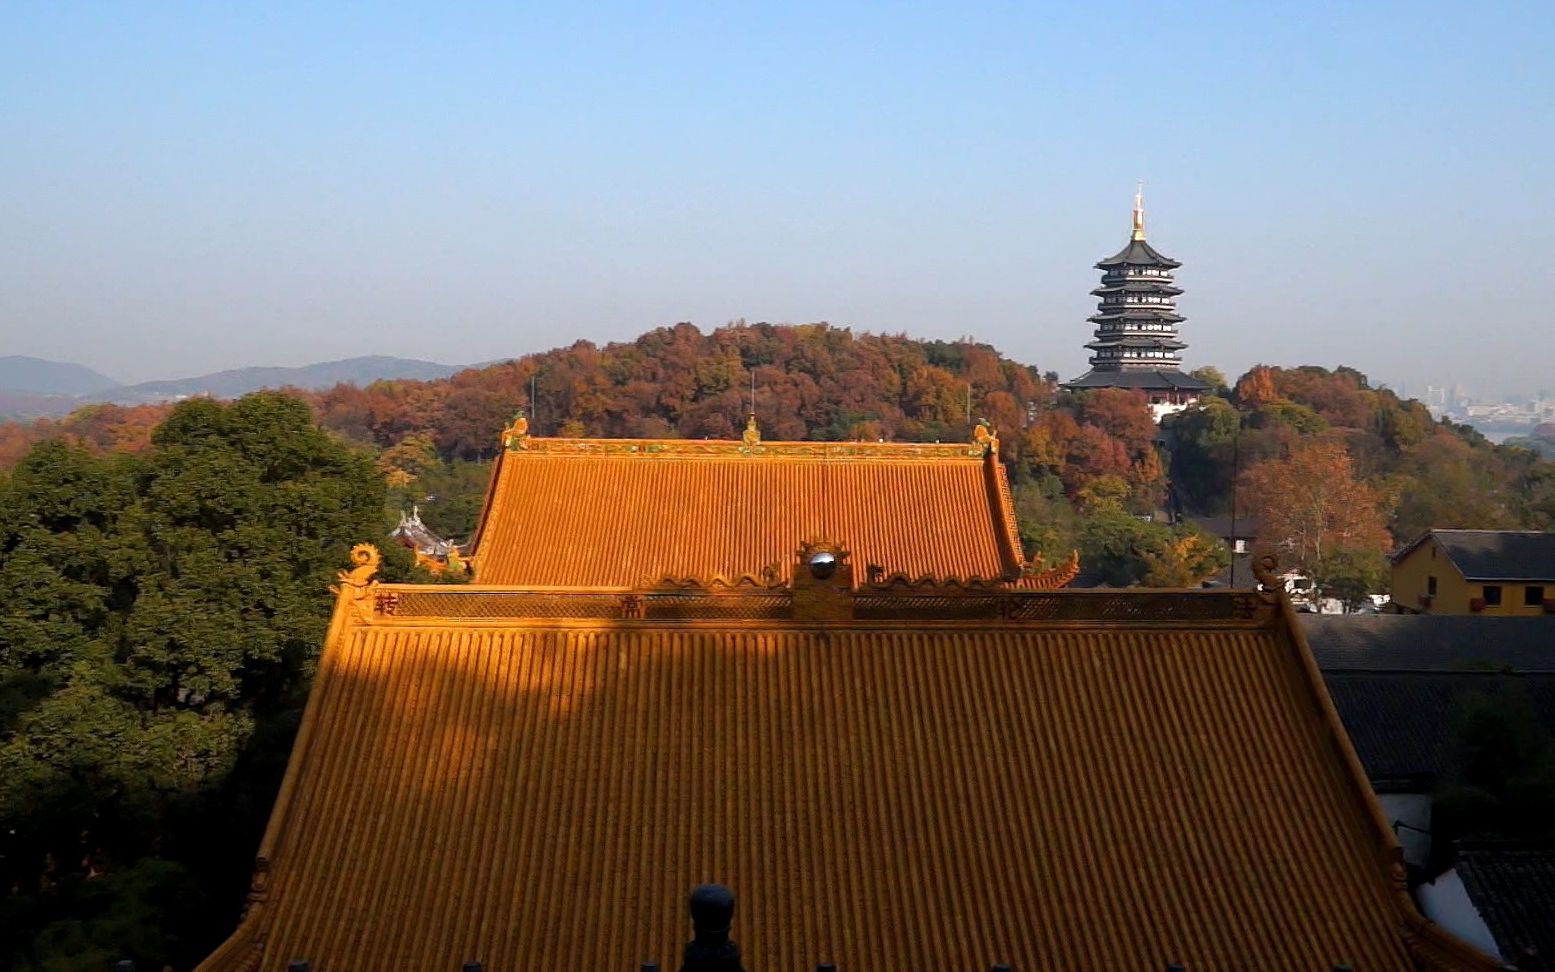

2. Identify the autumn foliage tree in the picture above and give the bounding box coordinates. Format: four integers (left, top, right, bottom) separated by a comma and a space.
1241, 439, 1392, 596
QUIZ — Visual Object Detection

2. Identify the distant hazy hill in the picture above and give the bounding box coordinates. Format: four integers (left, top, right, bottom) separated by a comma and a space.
94, 355, 464, 404
0, 356, 120, 395
0, 355, 466, 418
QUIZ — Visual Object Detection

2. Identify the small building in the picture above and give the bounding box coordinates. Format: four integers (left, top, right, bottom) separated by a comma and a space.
1390, 529, 1555, 615
1061, 186, 1210, 420
389, 505, 464, 574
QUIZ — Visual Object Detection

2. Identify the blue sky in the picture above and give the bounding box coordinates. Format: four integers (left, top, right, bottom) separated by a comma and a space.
2, 2, 1552, 395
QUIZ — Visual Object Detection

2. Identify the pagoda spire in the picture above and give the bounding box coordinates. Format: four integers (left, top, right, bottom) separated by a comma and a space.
1131, 180, 1146, 241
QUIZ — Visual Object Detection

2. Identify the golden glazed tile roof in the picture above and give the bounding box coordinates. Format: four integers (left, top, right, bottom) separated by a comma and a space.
198, 563, 1495, 972
466, 428, 1030, 587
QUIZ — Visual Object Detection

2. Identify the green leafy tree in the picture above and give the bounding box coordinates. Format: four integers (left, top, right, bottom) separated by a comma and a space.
1435, 688, 1555, 854
1189, 365, 1228, 396
0, 392, 412, 971
1079, 510, 1228, 588
1311, 547, 1389, 611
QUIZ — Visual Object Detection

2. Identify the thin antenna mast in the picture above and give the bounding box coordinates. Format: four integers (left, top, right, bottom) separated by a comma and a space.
530, 373, 538, 433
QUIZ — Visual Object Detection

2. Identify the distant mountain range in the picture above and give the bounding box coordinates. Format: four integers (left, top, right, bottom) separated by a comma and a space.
0, 356, 121, 396
0, 355, 467, 419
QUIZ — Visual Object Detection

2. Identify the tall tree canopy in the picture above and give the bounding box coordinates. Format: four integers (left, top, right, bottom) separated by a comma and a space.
0, 393, 413, 971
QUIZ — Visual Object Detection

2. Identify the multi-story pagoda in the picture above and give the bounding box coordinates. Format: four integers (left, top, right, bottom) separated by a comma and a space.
1061, 186, 1209, 418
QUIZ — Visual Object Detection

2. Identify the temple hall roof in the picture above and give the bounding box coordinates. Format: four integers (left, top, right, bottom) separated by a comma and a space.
196, 553, 1494, 972
466, 421, 1029, 587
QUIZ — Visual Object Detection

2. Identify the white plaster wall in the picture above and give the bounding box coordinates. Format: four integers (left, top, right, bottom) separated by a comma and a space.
1418, 869, 1502, 962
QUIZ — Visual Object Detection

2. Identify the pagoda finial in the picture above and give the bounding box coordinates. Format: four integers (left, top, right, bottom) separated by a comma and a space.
1132, 180, 1146, 241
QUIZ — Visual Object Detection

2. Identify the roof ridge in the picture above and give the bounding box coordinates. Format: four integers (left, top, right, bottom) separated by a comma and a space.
500, 436, 990, 460
1434, 528, 1552, 535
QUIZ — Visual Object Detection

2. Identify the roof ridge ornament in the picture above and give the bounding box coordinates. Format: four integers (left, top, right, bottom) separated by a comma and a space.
1251, 551, 1284, 601
502, 410, 531, 451
334, 543, 382, 619
741, 413, 760, 448
973, 420, 998, 455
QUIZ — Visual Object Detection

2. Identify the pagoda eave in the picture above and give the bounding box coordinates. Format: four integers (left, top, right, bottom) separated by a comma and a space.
1087, 312, 1185, 325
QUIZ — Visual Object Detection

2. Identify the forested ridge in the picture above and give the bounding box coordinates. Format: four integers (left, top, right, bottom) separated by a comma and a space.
5, 322, 1555, 967
7, 321, 1555, 588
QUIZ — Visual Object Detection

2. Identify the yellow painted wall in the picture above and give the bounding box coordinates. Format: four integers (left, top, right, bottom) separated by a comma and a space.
1391, 534, 1553, 615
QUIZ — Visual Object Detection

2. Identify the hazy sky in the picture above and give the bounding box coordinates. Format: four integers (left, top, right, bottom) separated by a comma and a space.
2, 2, 1552, 395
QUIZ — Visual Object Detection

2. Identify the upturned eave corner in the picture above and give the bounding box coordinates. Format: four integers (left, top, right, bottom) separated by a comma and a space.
1021, 549, 1082, 589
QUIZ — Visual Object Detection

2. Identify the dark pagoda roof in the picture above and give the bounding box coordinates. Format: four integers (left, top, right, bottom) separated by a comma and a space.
1087, 310, 1185, 324
1092, 280, 1183, 296
1086, 336, 1187, 351
1095, 238, 1181, 270
1062, 369, 1211, 391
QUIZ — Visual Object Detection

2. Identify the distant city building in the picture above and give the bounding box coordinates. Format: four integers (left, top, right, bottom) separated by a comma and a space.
1061, 185, 1209, 420
1390, 529, 1555, 615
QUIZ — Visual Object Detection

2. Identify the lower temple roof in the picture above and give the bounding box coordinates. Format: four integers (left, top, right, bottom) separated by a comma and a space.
196, 549, 1494, 972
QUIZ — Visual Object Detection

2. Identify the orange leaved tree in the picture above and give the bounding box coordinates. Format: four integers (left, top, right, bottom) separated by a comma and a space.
1241, 439, 1392, 597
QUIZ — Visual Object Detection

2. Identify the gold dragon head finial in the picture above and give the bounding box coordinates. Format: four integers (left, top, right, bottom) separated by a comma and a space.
337, 543, 381, 590
1251, 551, 1283, 595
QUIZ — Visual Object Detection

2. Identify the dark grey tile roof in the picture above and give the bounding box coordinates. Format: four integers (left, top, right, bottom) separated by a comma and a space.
1303, 615, 1555, 672
1455, 845, 1555, 970
1095, 238, 1181, 269
1060, 369, 1212, 391
1320, 672, 1555, 784
1397, 529, 1555, 580
1091, 280, 1183, 295
1085, 336, 1188, 350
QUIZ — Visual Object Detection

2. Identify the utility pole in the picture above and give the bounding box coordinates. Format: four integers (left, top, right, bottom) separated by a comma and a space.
1230, 427, 1241, 571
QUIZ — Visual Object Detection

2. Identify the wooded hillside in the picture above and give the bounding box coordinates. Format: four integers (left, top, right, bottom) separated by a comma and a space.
4, 322, 1555, 591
